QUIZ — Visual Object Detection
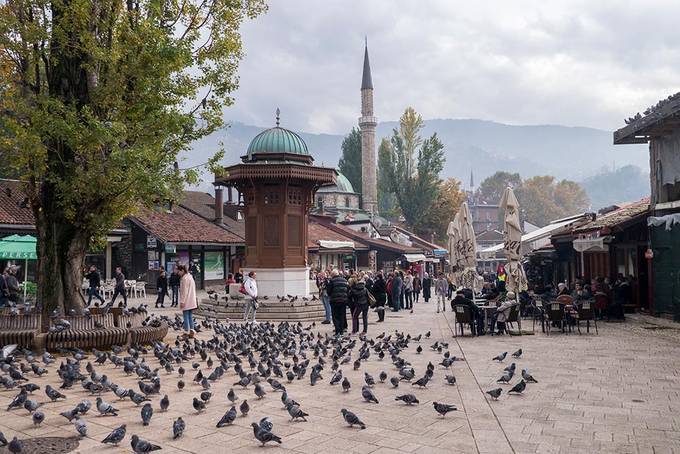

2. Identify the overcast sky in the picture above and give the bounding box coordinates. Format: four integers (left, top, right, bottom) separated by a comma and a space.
226, 0, 680, 134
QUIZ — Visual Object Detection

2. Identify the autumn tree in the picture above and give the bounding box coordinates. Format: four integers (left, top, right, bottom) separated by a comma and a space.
0, 0, 266, 318
418, 178, 466, 241
338, 127, 362, 195
516, 176, 589, 226
380, 107, 445, 229
476, 171, 522, 204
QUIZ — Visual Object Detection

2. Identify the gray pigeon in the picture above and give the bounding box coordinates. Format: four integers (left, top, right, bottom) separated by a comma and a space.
390, 376, 400, 388
493, 352, 507, 362
412, 375, 429, 388
341, 377, 351, 392
251, 422, 282, 446
32, 411, 45, 426
0, 431, 7, 446
172, 417, 185, 439
286, 402, 309, 422
486, 388, 502, 400
216, 406, 237, 427
512, 348, 522, 358
130, 434, 161, 453
227, 388, 238, 402
508, 380, 526, 394
96, 397, 118, 416
364, 373, 375, 387
45, 384, 66, 401
497, 371, 513, 384
240, 399, 249, 416
254, 383, 266, 399
192, 397, 205, 413
8, 436, 22, 454
101, 424, 126, 445
433, 402, 457, 417
74, 417, 87, 437
160, 394, 169, 411
259, 417, 273, 432
341, 408, 365, 429
521, 369, 538, 383
75, 399, 91, 415
141, 403, 153, 426
361, 386, 379, 404
445, 375, 456, 385
23, 399, 41, 414
395, 394, 419, 405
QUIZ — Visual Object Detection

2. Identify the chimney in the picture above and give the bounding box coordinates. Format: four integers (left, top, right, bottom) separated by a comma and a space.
214, 186, 224, 225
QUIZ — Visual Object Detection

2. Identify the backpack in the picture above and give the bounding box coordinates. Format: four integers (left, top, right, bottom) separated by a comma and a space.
239, 282, 247, 295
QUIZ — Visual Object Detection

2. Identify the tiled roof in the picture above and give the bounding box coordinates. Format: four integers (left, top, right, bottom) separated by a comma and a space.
308, 221, 368, 249
180, 191, 245, 239
574, 198, 649, 233
0, 180, 34, 225
318, 219, 423, 254
131, 205, 242, 244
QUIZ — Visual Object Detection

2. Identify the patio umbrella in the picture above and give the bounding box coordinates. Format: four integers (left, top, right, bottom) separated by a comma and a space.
498, 188, 527, 295
446, 213, 461, 285
455, 202, 481, 293
0, 234, 37, 300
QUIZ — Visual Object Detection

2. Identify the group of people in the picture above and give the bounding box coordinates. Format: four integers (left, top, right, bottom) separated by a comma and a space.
0, 266, 20, 307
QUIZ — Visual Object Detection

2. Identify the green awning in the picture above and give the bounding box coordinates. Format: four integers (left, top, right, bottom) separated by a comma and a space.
0, 234, 37, 260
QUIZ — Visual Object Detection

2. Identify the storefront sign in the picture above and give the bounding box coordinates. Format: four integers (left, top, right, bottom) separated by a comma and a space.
146, 236, 157, 249
204, 251, 224, 280
165, 244, 176, 254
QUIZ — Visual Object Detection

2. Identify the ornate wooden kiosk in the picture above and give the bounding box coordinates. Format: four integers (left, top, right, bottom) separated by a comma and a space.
215, 112, 336, 296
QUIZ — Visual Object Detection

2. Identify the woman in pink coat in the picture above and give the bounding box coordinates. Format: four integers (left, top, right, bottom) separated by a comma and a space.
178, 264, 198, 337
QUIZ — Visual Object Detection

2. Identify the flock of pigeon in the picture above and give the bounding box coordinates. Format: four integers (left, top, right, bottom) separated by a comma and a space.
0, 312, 537, 453
485, 348, 538, 401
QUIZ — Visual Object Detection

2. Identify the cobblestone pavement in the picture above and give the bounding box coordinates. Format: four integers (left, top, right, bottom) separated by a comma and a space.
1, 298, 679, 454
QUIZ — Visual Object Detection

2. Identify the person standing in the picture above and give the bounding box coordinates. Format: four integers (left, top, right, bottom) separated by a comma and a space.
326, 269, 349, 335
371, 272, 387, 322
391, 271, 403, 312
316, 271, 332, 325
178, 264, 197, 337
169, 269, 180, 308
85, 265, 105, 306
349, 277, 369, 334
435, 272, 448, 313
403, 270, 414, 310
413, 274, 422, 304
155, 269, 168, 308
242, 271, 259, 323
422, 272, 432, 303
110, 266, 128, 306
0, 268, 10, 308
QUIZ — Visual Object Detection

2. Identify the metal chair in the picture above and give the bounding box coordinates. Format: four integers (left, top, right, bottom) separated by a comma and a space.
545, 302, 566, 335
576, 300, 598, 335
452, 304, 474, 337
504, 304, 522, 334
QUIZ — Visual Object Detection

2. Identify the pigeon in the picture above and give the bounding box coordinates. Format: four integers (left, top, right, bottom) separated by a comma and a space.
492, 352, 507, 362
330, 371, 343, 385
259, 417, 273, 432
341, 408, 366, 429
7, 389, 28, 411
74, 416, 87, 437
96, 397, 118, 416
141, 403, 153, 426
364, 373, 375, 387
508, 380, 526, 394
412, 376, 429, 388
0, 431, 6, 446
172, 417, 185, 439
60, 408, 80, 422
130, 434, 161, 453
160, 394, 170, 411
389, 376, 400, 388
240, 399, 249, 416
445, 375, 456, 385
200, 391, 212, 403
8, 437, 22, 454
251, 422, 282, 446
433, 402, 457, 417
341, 377, 351, 392
45, 385, 66, 401
32, 411, 45, 426
227, 388, 238, 402
512, 349, 522, 358
129, 391, 150, 406
75, 399, 91, 415
23, 399, 42, 414
101, 424, 126, 445
286, 402, 309, 422
216, 406, 237, 427
361, 386, 379, 404
395, 394, 419, 405
486, 388, 502, 400
379, 371, 387, 383
177, 380, 185, 391
497, 371, 513, 384
521, 369, 538, 383
192, 397, 205, 413
254, 383, 266, 399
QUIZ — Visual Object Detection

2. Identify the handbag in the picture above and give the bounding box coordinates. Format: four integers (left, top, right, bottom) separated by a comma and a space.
367, 290, 376, 308
239, 283, 247, 295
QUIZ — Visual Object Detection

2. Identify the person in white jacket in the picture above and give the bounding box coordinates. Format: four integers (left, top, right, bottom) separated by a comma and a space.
243, 271, 258, 323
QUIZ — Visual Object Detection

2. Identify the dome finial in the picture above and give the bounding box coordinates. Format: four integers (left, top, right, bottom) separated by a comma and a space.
275, 107, 280, 127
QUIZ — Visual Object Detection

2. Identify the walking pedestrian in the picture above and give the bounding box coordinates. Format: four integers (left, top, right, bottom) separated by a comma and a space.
326, 269, 349, 335
0, 268, 10, 308
372, 272, 387, 322
242, 271, 259, 324
391, 271, 403, 312
316, 271, 332, 325
413, 274, 421, 304
110, 266, 128, 307
85, 265, 105, 306
422, 272, 431, 303
155, 269, 168, 308
349, 277, 369, 334
434, 272, 448, 313
169, 269, 180, 307
403, 270, 413, 310
178, 264, 197, 338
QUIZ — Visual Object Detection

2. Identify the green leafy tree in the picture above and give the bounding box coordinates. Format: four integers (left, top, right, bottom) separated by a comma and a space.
0, 0, 266, 317
377, 137, 398, 215
338, 127, 362, 194
380, 107, 445, 231
419, 178, 466, 242
476, 171, 522, 204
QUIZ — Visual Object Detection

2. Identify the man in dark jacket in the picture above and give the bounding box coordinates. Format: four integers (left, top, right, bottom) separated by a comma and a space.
371, 273, 387, 322
451, 290, 484, 335
155, 269, 168, 308
85, 265, 105, 306
325, 269, 349, 335
349, 279, 369, 334
391, 272, 403, 312
110, 266, 127, 306
169, 269, 180, 307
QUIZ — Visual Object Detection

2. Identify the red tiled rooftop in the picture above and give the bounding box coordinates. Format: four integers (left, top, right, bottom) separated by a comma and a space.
0, 180, 35, 225
574, 198, 650, 233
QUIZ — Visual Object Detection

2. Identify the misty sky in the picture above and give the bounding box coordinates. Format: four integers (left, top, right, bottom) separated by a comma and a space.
226, 0, 680, 135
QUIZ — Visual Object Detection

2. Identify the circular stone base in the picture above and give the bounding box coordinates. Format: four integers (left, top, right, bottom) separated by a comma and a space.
0, 436, 80, 454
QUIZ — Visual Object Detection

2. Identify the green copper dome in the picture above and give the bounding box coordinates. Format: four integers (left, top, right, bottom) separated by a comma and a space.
246, 126, 309, 159
318, 172, 356, 193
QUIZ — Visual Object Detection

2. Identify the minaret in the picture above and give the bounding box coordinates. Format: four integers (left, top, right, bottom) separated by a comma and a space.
359, 39, 378, 215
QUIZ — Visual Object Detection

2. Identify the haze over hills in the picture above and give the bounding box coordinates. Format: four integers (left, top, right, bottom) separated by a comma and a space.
185, 118, 650, 209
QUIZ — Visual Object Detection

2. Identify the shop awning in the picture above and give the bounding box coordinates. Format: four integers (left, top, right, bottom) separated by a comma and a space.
402, 253, 427, 262
573, 237, 610, 252
319, 240, 354, 249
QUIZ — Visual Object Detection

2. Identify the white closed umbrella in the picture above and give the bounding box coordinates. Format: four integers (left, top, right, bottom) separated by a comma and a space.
499, 188, 528, 295
455, 202, 481, 293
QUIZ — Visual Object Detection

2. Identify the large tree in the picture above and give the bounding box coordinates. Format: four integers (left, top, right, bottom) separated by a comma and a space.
476, 171, 522, 204
377, 137, 398, 215
418, 178, 466, 242
380, 107, 445, 230
0, 0, 266, 318
338, 127, 362, 194
516, 176, 589, 226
